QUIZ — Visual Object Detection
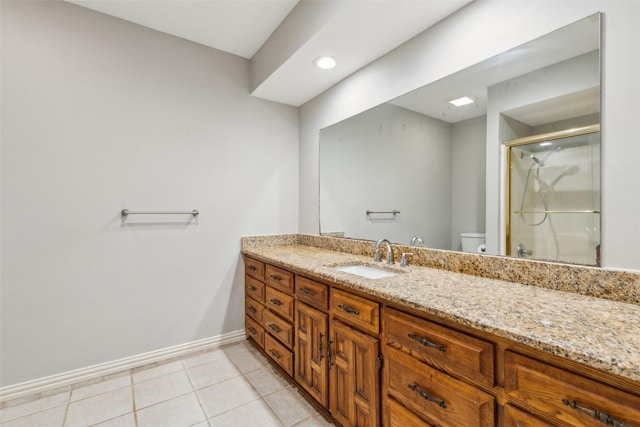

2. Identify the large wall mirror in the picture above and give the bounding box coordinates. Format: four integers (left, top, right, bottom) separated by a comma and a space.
319, 13, 601, 265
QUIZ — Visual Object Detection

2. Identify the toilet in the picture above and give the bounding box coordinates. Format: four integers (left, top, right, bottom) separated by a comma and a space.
461, 232, 486, 253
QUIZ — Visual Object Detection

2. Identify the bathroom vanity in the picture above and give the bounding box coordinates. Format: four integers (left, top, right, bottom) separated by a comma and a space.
242, 235, 640, 427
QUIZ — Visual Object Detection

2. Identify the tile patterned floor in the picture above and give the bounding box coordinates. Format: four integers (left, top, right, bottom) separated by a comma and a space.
0, 341, 334, 427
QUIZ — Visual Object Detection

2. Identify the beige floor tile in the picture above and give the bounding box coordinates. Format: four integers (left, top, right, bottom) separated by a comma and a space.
208, 398, 282, 427
221, 342, 253, 357
71, 375, 131, 402
0, 391, 69, 423
181, 349, 227, 369
134, 369, 193, 409
196, 376, 259, 418
229, 349, 268, 373
186, 357, 240, 390
90, 412, 136, 426
65, 386, 133, 427
264, 389, 316, 427
0, 405, 66, 427
291, 415, 335, 427
132, 360, 184, 384
136, 393, 206, 427
244, 366, 291, 396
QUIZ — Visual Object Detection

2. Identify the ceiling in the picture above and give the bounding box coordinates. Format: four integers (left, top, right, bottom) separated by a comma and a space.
64, 0, 472, 106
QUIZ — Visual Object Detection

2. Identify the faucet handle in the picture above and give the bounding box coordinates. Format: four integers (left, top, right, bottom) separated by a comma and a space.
400, 252, 413, 267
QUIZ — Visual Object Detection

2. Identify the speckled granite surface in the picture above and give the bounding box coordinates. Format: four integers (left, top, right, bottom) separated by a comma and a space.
241, 236, 640, 383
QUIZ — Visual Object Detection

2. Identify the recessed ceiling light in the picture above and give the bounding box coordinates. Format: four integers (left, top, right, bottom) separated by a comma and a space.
313, 56, 336, 70
448, 96, 474, 107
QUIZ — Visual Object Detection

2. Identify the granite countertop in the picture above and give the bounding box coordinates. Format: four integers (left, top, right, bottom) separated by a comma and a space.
242, 244, 640, 384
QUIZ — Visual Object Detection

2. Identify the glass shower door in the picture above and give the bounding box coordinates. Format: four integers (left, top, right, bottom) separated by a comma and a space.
506, 125, 600, 265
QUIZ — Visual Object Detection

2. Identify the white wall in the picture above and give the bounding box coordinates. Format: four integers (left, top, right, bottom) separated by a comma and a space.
320, 104, 451, 248
299, 1, 640, 271
451, 116, 487, 250
1, 1, 298, 386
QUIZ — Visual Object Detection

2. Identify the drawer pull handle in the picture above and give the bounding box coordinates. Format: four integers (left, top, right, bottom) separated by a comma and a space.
270, 274, 283, 282
408, 333, 446, 352
338, 304, 360, 315
247, 326, 256, 334
270, 298, 283, 307
247, 265, 257, 271
248, 306, 257, 314
408, 384, 446, 409
300, 287, 316, 296
269, 349, 281, 359
319, 333, 324, 361
562, 399, 629, 427
268, 323, 281, 333
247, 285, 256, 291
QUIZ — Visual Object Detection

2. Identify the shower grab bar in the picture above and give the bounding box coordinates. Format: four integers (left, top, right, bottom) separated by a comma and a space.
366, 210, 400, 215
121, 209, 199, 218
513, 209, 600, 214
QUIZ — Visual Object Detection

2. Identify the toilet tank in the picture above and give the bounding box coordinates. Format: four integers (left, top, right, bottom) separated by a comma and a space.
461, 233, 486, 253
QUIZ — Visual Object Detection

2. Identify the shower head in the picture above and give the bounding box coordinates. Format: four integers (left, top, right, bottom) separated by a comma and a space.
530, 154, 545, 167
530, 146, 562, 167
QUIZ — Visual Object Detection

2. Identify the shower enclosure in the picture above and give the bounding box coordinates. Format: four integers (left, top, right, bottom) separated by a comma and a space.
506, 124, 600, 265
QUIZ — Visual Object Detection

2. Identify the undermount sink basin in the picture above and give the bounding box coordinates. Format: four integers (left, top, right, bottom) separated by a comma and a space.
335, 264, 397, 279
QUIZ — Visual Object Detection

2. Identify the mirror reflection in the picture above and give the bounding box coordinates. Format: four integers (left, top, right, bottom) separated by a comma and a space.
319, 13, 600, 264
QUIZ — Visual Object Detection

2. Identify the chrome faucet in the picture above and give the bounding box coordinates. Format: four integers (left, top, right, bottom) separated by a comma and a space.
410, 236, 424, 247
374, 238, 394, 264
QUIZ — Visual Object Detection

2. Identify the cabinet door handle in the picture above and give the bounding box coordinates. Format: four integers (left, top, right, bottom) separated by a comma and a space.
247, 285, 256, 291
269, 349, 281, 359
248, 306, 257, 314
562, 400, 629, 427
337, 304, 360, 315
269, 298, 283, 307
408, 333, 446, 352
268, 323, 281, 333
247, 266, 257, 271
408, 384, 446, 409
270, 274, 283, 282
247, 326, 256, 335
319, 333, 324, 361
300, 287, 316, 296
327, 339, 334, 368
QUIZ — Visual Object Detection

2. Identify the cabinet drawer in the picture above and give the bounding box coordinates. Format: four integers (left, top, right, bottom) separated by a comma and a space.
245, 315, 264, 349
263, 309, 294, 350
386, 346, 495, 427
330, 288, 379, 334
265, 286, 294, 321
245, 257, 265, 280
504, 351, 640, 427
296, 276, 328, 309
503, 404, 553, 427
245, 296, 264, 324
265, 334, 294, 376
384, 307, 494, 387
384, 397, 432, 427
245, 275, 265, 302
265, 264, 294, 293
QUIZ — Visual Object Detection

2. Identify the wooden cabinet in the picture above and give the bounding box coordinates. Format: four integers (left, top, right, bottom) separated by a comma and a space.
503, 404, 554, 427
384, 307, 494, 388
295, 301, 329, 406
386, 345, 494, 426
504, 351, 640, 427
329, 318, 380, 427
243, 254, 640, 427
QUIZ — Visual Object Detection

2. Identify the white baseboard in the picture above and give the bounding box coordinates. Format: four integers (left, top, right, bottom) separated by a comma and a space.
0, 329, 246, 403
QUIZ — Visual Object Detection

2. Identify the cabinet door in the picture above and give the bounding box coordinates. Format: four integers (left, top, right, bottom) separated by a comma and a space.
295, 302, 328, 407
329, 319, 379, 427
